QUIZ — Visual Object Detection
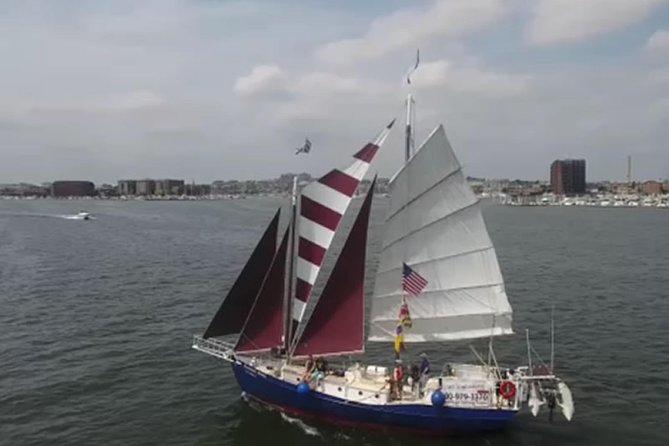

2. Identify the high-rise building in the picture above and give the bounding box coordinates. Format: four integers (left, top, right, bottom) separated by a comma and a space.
550, 159, 586, 195
135, 179, 156, 196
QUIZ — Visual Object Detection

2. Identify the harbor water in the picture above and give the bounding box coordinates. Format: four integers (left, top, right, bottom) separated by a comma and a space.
1, 198, 667, 445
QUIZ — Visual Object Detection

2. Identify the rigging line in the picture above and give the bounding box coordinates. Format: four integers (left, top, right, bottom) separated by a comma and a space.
530, 344, 548, 367
370, 313, 512, 328
372, 294, 508, 323
376, 245, 496, 275
385, 165, 461, 222
373, 281, 506, 299
381, 199, 480, 251
234, 228, 288, 351
369, 321, 396, 337
469, 345, 487, 367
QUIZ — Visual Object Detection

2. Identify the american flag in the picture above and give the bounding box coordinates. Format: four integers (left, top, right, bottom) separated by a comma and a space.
402, 262, 428, 296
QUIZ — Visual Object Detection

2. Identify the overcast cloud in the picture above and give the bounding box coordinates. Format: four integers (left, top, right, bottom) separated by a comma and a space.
1, 0, 668, 184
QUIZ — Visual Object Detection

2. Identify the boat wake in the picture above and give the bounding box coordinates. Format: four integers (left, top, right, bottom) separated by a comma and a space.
241, 392, 321, 437
279, 412, 321, 437
62, 212, 94, 220
0, 212, 86, 220
62, 215, 94, 220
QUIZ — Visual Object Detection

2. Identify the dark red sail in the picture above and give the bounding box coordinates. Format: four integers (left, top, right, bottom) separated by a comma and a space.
292, 177, 376, 357
235, 225, 289, 353
203, 210, 279, 339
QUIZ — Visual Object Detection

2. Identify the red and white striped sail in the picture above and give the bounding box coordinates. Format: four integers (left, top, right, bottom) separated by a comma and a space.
293, 120, 394, 323
292, 177, 376, 357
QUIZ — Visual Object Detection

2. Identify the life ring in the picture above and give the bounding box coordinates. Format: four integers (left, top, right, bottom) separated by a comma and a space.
499, 380, 516, 399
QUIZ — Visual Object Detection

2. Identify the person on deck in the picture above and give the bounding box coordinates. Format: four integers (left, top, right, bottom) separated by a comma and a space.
311, 356, 327, 386
392, 359, 404, 400
419, 352, 430, 396
409, 363, 420, 397
303, 354, 315, 381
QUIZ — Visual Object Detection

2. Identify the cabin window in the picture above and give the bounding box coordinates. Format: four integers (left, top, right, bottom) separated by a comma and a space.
337, 387, 342, 392
375, 394, 379, 398
296, 378, 300, 382
358, 391, 363, 396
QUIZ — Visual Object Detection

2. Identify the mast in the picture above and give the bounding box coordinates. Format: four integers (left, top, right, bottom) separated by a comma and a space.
405, 49, 419, 162
283, 176, 299, 355
526, 329, 533, 375
405, 94, 415, 162
550, 304, 555, 372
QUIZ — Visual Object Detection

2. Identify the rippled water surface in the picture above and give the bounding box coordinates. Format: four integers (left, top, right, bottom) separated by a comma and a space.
1, 199, 667, 446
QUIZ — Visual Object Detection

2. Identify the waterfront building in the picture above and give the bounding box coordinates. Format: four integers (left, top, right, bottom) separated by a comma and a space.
155, 179, 184, 196
186, 184, 211, 196
551, 159, 586, 195
641, 180, 662, 195
0, 183, 49, 197
135, 179, 156, 196
117, 180, 137, 196
97, 184, 118, 198
51, 181, 96, 197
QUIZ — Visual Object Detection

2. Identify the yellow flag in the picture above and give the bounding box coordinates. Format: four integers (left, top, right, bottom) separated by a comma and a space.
394, 332, 404, 353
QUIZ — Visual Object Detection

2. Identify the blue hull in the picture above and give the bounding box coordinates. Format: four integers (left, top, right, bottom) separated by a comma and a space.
232, 361, 517, 435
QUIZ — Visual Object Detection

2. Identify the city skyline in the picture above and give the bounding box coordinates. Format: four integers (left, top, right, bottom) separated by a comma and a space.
2, 159, 669, 188
1, 1, 668, 183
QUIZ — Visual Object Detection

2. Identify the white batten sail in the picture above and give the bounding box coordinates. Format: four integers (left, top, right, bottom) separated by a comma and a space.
369, 125, 513, 342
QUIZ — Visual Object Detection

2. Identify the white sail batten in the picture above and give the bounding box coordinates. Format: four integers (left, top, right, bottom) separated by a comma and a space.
369, 125, 513, 342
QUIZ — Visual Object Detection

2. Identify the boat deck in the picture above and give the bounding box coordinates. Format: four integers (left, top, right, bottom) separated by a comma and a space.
191, 336, 519, 410
277, 361, 513, 408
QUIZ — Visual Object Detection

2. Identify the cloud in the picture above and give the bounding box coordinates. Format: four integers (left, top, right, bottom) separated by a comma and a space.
234, 65, 287, 97
526, 0, 668, 46
1, 0, 668, 184
645, 66, 669, 85
410, 60, 532, 96
315, 0, 509, 66
5, 90, 165, 118
646, 29, 669, 53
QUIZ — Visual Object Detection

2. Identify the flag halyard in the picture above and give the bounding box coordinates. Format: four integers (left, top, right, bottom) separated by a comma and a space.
394, 262, 427, 354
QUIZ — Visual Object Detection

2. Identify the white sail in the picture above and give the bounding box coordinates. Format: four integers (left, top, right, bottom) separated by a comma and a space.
369, 125, 513, 342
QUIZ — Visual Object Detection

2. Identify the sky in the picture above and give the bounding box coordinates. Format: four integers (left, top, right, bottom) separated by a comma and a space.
1, 0, 668, 184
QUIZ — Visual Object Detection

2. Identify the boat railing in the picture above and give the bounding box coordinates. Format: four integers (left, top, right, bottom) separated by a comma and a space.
192, 335, 235, 362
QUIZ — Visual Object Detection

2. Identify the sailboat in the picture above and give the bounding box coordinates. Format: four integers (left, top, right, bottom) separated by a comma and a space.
192, 95, 574, 435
